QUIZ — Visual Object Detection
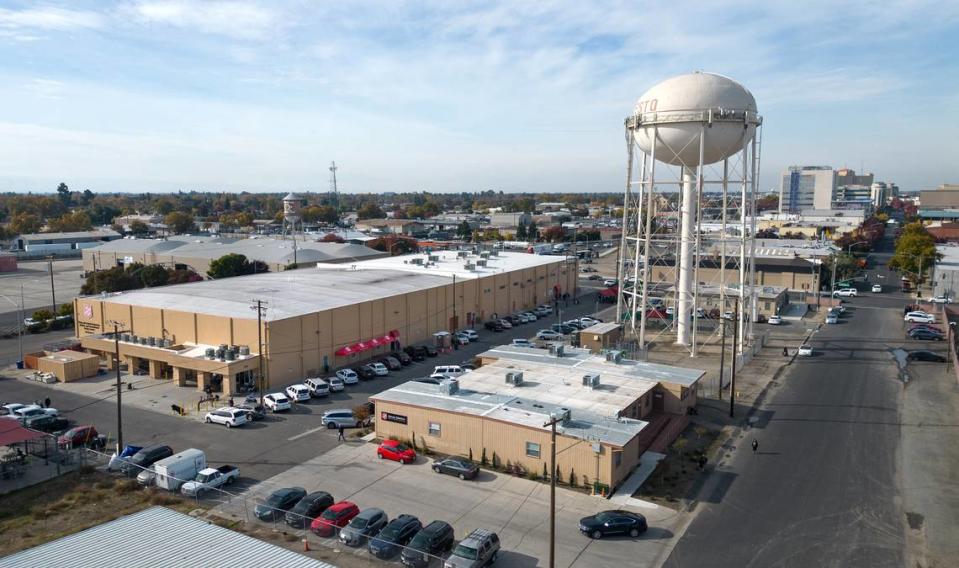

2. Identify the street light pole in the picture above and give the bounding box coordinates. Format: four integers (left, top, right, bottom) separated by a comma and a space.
729, 298, 739, 418
250, 300, 268, 406
110, 321, 126, 453
48, 256, 56, 315
543, 414, 561, 568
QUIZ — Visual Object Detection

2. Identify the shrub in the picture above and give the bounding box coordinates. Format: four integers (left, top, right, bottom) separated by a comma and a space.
492, 452, 500, 469
469, 448, 474, 462
481, 448, 488, 466
542, 462, 548, 481
569, 468, 577, 487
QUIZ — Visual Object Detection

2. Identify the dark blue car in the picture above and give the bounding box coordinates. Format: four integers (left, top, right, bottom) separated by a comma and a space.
909, 329, 944, 341
368, 514, 421, 559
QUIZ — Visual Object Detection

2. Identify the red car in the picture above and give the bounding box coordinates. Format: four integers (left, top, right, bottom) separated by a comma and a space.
57, 425, 103, 449
310, 501, 359, 537
376, 440, 416, 464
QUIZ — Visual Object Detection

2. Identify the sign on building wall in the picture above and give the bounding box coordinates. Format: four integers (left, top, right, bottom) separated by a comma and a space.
380, 411, 408, 425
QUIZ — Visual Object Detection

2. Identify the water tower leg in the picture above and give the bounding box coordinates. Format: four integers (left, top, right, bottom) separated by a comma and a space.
677, 167, 696, 346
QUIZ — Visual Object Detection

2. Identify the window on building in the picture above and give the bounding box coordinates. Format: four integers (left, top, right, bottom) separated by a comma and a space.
681, 387, 690, 400
526, 442, 541, 458
614, 452, 622, 467
764, 301, 771, 310
428, 422, 441, 437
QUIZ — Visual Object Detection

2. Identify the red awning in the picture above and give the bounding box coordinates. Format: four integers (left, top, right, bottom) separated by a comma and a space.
354, 341, 371, 351
380, 334, 393, 343
389, 330, 400, 338
334, 345, 354, 356
0, 420, 45, 446
368, 337, 383, 347
598, 286, 618, 298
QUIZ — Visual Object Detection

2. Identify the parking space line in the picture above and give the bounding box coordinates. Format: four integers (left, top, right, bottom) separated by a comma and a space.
287, 425, 329, 441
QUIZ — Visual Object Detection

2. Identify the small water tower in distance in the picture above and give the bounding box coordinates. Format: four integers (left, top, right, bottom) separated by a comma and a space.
282, 192, 303, 237
616, 72, 762, 357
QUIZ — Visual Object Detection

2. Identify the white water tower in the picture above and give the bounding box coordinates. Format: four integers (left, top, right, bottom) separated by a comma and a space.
617, 72, 762, 355
283, 192, 302, 236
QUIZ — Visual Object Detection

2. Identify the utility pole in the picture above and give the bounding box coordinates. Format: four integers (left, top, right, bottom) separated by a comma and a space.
250, 300, 268, 406
717, 313, 726, 400
110, 321, 126, 453
542, 414, 561, 568
48, 256, 56, 315
729, 298, 739, 418
18, 283, 24, 364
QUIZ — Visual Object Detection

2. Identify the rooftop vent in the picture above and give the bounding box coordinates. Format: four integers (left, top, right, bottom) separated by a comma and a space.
476, 259, 487, 267
440, 378, 459, 395
550, 408, 571, 424
428, 254, 439, 262
505, 371, 524, 386
582, 373, 600, 389
549, 344, 565, 357
410, 258, 424, 265
464, 262, 476, 271
480, 252, 491, 259
605, 350, 624, 364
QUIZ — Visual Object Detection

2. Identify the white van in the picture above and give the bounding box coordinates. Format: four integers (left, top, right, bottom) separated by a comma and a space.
305, 378, 330, 397
154, 448, 206, 491
432, 365, 467, 378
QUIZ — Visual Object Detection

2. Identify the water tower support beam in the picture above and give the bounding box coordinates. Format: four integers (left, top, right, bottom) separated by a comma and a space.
638, 130, 657, 349
691, 123, 706, 357
738, 139, 748, 351
677, 164, 696, 347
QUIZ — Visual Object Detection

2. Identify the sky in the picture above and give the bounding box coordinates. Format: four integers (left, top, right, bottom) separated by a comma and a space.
0, 0, 956, 195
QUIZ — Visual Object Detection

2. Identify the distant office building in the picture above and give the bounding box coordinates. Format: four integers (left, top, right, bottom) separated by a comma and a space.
14, 229, 121, 253
835, 168, 874, 188
937, 184, 959, 192
779, 166, 836, 213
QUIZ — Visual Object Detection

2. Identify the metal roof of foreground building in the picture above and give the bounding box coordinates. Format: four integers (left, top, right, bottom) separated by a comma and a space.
0, 506, 336, 568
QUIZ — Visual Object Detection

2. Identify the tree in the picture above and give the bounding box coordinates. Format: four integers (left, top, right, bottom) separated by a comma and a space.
164, 211, 195, 234
528, 220, 539, 241
56, 182, 71, 206
80, 266, 143, 295
357, 202, 385, 220
516, 223, 527, 240
319, 233, 345, 243
138, 264, 169, 287
541, 225, 567, 243
47, 211, 93, 233
825, 253, 861, 287
128, 220, 150, 236
32, 309, 54, 322
80, 189, 95, 205
207, 253, 268, 279
889, 222, 940, 282
57, 303, 74, 317
9, 212, 41, 235
368, 236, 418, 255
456, 221, 472, 239
168, 268, 202, 284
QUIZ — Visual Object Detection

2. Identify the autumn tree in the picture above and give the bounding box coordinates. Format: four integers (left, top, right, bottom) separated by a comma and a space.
164, 211, 196, 234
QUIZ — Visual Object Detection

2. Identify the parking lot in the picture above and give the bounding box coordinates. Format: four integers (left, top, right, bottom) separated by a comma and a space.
213, 442, 682, 568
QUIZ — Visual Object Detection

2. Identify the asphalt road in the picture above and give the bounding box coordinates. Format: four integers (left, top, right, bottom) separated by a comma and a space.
665, 239, 923, 567
0, 291, 608, 484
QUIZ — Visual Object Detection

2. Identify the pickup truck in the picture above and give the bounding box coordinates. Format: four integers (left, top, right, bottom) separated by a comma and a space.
180, 465, 239, 496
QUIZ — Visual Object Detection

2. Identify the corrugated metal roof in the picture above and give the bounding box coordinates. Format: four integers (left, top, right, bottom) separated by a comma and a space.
19, 229, 121, 241
0, 506, 336, 568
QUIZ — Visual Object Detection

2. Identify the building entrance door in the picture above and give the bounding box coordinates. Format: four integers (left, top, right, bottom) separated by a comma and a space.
653, 391, 665, 413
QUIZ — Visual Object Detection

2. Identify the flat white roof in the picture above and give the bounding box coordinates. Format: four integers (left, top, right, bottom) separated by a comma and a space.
317, 250, 569, 280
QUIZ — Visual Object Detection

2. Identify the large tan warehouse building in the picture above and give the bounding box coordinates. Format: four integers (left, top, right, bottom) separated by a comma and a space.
73, 251, 577, 395
372, 345, 703, 493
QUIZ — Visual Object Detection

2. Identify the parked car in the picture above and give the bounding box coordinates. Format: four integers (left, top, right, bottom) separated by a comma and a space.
768, 315, 782, 325
536, 330, 562, 341
460, 329, 479, 341
13, 404, 59, 419
181, 465, 240, 496
909, 328, 944, 341
871, 284, 882, 293
497, 319, 513, 329
321, 409, 358, 429
238, 403, 266, 421
909, 323, 943, 333
826, 313, 839, 325
797, 344, 814, 357
483, 321, 504, 332
377, 440, 416, 464
285, 491, 335, 529
326, 377, 345, 392
579, 317, 601, 327
57, 425, 104, 449
255, 487, 307, 521
368, 514, 422, 559
433, 365, 468, 378
137, 466, 157, 487
120, 444, 174, 477
445, 529, 500, 568
23, 414, 69, 432
534, 306, 552, 316
932, 296, 952, 304
107, 444, 142, 471
587, 274, 603, 281
504, 315, 521, 326
263, 393, 292, 412
563, 320, 584, 330
339, 507, 389, 547
369, 362, 389, 376
833, 288, 857, 297
311, 501, 360, 537
578, 510, 648, 539
358, 365, 377, 379
424, 345, 439, 357
392, 350, 413, 365
551, 323, 576, 335
511, 338, 533, 348
305, 377, 331, 397
432, 458, 479, 480
904, 312, 935, 324
380, 356, 402, 370
907, 350, 946, 362
516, 313, 533, 324
285, 384, 311, 402
454, 332, 472, 345
405, 345, 429, 360
401, 520, 455, 567
336, 368, 360, 384
204, 407, 248, 428
603, 278, 617, 286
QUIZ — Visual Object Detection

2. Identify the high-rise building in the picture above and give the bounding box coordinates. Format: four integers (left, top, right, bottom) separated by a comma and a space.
779, 166, 836, 213
836, 168, 874, 188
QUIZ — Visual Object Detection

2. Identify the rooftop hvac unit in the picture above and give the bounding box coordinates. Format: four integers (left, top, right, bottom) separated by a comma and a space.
238, 345, 250, 356
428, 254, 439, 262
147, 337, 156, 347
476, 259, 487, 267
464, 263, 476, 271
605, 350, 624, 364
205, 348, 216, 359
582, 373, 601, 389
550, 408, 571, 423
411, 258, 424, 265
440, 378, 459, 395
457, 251, 469, 258
505, 371, 524, 386
480, 252, 490, 259
549, 344, 565, 357
490, 250, 499, 256
224, 349, 236, 361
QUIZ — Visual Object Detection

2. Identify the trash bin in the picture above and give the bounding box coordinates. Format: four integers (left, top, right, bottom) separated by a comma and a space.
15, 360, 23, 369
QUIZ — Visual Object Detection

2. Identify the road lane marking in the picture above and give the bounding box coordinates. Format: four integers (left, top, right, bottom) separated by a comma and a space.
287, 425, 329, 441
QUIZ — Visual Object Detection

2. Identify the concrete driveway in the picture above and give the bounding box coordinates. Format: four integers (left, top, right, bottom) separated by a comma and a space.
213, 442, 684, 568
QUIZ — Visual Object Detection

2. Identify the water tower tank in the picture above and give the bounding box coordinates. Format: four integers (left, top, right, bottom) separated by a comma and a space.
631, 72, 759, 167
283, 193, 302, 224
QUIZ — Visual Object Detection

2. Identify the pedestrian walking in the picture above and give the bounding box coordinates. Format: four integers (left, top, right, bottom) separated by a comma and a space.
751, 439, 759, 454
43, 397, 51, 409
697, 454, 707, 471
782, 346, 789, 357
227, 397, 234, 408
338, 425, 345, 442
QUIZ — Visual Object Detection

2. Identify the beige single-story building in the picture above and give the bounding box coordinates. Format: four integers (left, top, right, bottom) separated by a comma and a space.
373, 345, 703, 493
37, 350, 100, 382
74, 251, 577, 396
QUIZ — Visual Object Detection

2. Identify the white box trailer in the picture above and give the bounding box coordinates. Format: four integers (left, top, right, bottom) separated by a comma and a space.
154, 448, 206, 491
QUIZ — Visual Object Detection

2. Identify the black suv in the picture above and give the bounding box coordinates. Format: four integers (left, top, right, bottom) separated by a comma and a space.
357, 364, 377, 380
404, 345, 429, 360
484, 321, 504, 332
400, 520, 454, 567
285, 491, 334, 529
120, 444, 173, 477
391, 351, 412, 365
368, 514, 422, 559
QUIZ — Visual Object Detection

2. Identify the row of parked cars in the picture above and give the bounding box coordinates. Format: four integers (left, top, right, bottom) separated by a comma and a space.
484, 305, 553, 332
534, 316, 602, 341
254, 484, 501, 567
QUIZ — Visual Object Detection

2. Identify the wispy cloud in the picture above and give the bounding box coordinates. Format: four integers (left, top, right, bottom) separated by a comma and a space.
124, 0, 281, 40
0, 6, 103, 37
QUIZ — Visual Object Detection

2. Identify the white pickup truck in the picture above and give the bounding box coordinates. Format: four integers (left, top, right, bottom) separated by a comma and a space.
180, 465, 239, 496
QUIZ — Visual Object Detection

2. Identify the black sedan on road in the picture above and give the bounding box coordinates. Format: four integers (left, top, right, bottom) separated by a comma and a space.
432, 458, 480, 480
255, 487, 306, 521
579, 510, 648, 539
906, 350, 947, 362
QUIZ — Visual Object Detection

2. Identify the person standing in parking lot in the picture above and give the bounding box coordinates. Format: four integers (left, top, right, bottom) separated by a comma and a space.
338, 425, 345, 442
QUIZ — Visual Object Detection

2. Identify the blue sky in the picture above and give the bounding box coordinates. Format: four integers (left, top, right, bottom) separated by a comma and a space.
0, 0, 956, 194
